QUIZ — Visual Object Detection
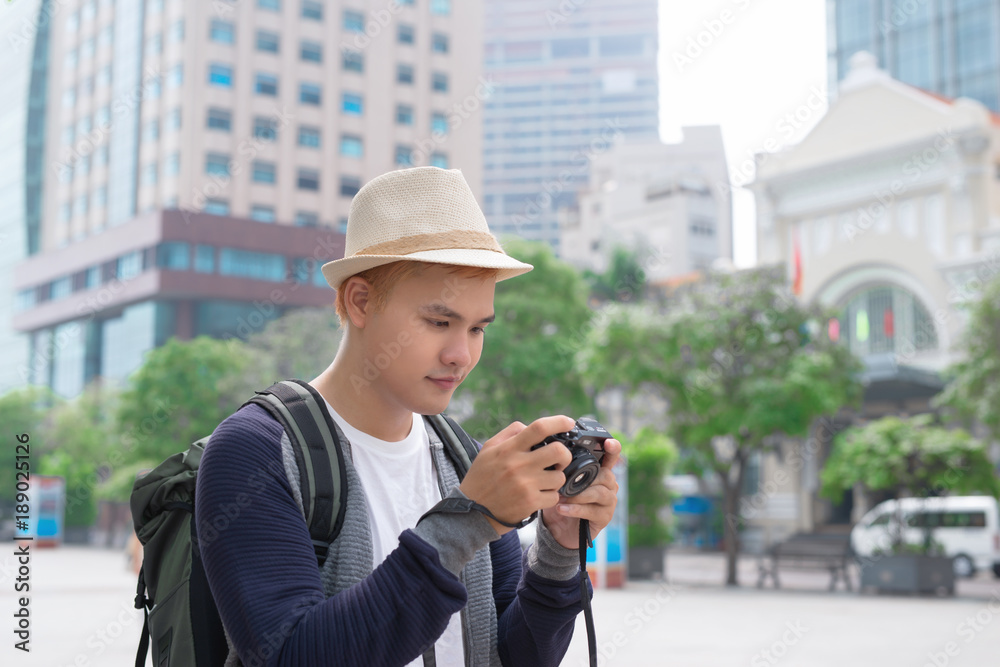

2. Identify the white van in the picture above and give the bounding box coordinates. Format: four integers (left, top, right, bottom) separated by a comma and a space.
850, 496, 1000, 578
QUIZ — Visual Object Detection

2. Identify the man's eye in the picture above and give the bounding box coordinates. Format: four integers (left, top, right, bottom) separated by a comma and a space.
471, 327, 486, 335
428, 319, 448, 328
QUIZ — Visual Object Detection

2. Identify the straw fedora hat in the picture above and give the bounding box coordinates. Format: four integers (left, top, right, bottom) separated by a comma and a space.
320, 166, 533, 291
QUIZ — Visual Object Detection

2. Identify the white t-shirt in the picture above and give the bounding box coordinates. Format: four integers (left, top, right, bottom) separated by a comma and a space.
323, 399, 465, 667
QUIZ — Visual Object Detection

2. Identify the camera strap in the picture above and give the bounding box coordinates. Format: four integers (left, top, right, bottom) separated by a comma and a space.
579, 518, 598, 667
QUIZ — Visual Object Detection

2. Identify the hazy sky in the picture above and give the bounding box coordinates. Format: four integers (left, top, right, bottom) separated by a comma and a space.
658, 0, 830, 267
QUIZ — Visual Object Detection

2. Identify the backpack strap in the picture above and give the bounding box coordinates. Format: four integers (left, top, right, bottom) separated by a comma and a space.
425, 413, 479, 480
242, 380, 347, 566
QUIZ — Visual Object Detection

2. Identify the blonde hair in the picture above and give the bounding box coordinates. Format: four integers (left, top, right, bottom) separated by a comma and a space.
334, 261, 500, 326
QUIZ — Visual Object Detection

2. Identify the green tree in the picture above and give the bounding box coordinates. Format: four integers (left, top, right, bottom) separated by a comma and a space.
934, 272, 1000, 442
821, 415, 1000, 551
0, 385, 58, 514
115, 336, 256, 468
36, 384, 117, 526
242, 307, 344, 383
621, 427, 678, 548
584, 246, 647, 304
455, 240, 594, 440
583, 267, 863, 585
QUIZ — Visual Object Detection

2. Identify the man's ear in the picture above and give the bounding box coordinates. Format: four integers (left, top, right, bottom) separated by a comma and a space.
342, 276, 372, 329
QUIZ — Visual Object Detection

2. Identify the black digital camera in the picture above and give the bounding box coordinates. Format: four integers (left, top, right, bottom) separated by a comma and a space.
531, 417, 611, 497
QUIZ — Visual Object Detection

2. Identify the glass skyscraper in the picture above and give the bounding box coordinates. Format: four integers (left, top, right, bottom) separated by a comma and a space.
828, 0, 1000, 110
482, 0, 660, 251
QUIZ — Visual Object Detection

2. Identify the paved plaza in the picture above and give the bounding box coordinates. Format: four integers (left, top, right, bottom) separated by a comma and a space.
1, 545, 997, 666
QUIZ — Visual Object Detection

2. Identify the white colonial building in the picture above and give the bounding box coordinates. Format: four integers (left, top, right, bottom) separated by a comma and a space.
743, 52, 1000, 547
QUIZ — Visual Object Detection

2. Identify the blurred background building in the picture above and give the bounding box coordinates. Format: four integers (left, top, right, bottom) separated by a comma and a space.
560, 126, 733, 283
4, 0, 483, 397
827, 0, 1000, 110
748, 52, 1000, 545
481, 0, 661, 251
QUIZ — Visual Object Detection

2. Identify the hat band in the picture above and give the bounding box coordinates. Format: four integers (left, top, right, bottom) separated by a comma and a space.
354, 230, 504, 257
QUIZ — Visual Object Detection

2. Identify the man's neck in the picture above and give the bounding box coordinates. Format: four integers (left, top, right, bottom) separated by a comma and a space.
310, 349, 413, 442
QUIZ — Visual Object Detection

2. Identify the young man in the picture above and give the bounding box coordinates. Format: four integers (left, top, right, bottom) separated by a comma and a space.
196, 166, 621, 666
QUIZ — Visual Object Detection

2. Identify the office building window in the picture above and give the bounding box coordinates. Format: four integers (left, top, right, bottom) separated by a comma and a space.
210, 19, 235, 44
207, 108, 232, 131
302, 0, 323, 20
398, 24, 415, 44
50, 277, 72, 301
117, 251, 143, 280
292, 258, 311, 284
206, 153, 230, 176
208, 63, 233, 87
167, 107, 182, 131
432, 72, 448, 92
340, 134, 363, 158
142, 163, 158, 186
342, 50, 363, 72
194, 244, 215, 273
395, 145, 413, 166
253, 116, 278, 141
300, 82, 322, 105
295, 211, 318, 227
258, 0, 281, 11
220, 248, 285, 281
432, 33, 449, 54
255, 73, 278, 96
301, 40, 323, 63
143, 118, 159, 142
157, 242, 190, 270
342, 92, 363, 115
431, 0, 451, 16
168, 64, 184, 88
256, 30, 280, 53
397, 63, 414, 84
251, 205, 276, 223
430, 153, 448, 169
146, 34, 162, 57
431, 112, 448, 135
253, 161, 277, 184
298, 168, 320, 191
169, 19, 184, 43
396, 104, 413, 125
85, 265, 101, 288
340, 176, 361, 197
344, 10, 364, 32
164, 153, 180, 176
298, 125, 321, 148
204, 199, 230, 215
552, 38, 589, 58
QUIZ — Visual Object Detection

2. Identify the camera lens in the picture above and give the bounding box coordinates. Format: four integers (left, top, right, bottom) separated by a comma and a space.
560, 449, 600, 496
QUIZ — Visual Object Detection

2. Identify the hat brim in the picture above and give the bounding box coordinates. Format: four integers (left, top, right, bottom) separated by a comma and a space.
321, 248, 534, 291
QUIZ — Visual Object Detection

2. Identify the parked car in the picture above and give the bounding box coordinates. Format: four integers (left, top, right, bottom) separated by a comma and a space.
850, 495, 1000, 578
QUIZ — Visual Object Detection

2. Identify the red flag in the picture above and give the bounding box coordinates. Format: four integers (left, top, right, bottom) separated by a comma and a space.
792, 228, 803, 296
883, 308, 894, 337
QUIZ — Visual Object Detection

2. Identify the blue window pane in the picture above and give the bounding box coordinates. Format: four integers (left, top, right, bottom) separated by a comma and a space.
117, 251, 143, 280
210, 20, 235, 44
219, 248, 286, 281
431, 113, 448, 135
344, 10, 364, 32
209, 63, 233, 87
314, 263, 329, 286
206, 153, 230, 176
298, 126, 321, 148
431, 0, 451, 16
256, 73, 278, 96
430, 153, 448, 169
340, 134, 363, 158
50, 276, 72, 300
204, 199, 230, 215
300, 82, 322, 105
85, 266, 101, 288
195, 245, 215, 273
157, 241, 191, 270
292, 258, 311, 284
343, 92, 363, 115
253, 161, 276, 184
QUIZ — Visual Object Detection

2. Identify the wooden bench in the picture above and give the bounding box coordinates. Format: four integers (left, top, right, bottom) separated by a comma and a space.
757, 532, 853, 591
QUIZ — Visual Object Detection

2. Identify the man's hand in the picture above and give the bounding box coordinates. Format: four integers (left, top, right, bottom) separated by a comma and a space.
541, 437, 621, 550
458, 416, 576, 536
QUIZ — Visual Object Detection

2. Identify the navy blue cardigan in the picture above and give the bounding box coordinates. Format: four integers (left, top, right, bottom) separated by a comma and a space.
196, 404, 582, 666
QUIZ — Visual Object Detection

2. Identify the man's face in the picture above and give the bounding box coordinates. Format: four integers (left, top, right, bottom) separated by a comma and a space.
363, 264, 496, 415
